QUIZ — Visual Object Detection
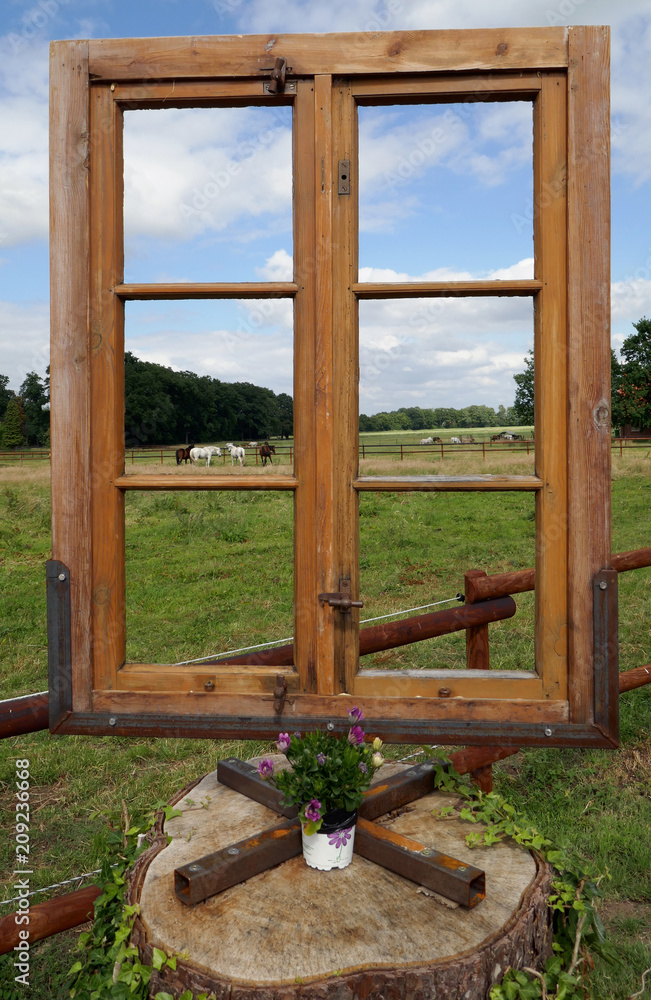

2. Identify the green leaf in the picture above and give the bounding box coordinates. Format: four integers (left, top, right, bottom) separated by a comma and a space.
151, 948, 167, 971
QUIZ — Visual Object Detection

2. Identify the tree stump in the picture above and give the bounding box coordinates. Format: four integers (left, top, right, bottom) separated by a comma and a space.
128, 761, 554, 1000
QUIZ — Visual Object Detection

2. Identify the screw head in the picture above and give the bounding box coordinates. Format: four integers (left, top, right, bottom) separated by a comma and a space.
58, 573, 66, 581
109, 717, 116, 726
420, 847, 433, 856
227, 847, 240, 856
599, 580, 608, 590
457, 866, 468, 872
544, 727, 552, 737
326, 722, 335, 731
189, 864, 200, 871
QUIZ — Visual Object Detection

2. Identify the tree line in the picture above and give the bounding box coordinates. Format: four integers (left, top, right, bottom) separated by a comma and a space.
359, 403, 520, 433
0, 355, 294, 449
512, 316, 651, 431
1, 319, 649, 448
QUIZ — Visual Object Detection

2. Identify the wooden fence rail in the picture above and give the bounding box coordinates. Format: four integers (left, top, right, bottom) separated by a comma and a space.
1, 438, 649, 465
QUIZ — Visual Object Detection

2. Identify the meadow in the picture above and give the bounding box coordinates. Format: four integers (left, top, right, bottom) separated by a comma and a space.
0, 447, 649, 998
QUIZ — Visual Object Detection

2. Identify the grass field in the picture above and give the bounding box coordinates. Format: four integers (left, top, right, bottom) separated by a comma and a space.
0, 452, 649, 998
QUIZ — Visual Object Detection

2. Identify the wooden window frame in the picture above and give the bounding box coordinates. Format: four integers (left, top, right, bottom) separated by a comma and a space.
49, 27, 617, 746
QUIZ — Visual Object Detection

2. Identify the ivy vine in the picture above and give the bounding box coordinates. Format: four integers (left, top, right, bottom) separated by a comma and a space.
9, 760, 615, 1000
66, 801, 215, 1000
428, 756, 618, 1000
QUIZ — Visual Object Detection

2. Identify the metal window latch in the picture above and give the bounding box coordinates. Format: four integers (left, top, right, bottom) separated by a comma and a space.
318, 578, 364, 614
262, 56, 295, 94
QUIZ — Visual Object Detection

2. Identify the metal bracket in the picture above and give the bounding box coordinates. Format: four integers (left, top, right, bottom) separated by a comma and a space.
46, 560, 73, 729
338, 159, 351, 195
593, 567, 619, 743
177, 758, 484, 908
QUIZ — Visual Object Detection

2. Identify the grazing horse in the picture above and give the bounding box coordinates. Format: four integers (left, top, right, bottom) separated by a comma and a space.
190, 446, 221, 467
419, 437, 433, 445
260, 441, 276, 466
226, 443, 245, 466
450, 436, 461, 444
175, 445, 194, 465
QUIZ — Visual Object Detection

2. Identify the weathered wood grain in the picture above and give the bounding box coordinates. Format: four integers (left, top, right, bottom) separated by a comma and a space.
131, 762, 553, 999
88, 29, 569, 80
49, 40, 92, 712
566, 26, 611, 726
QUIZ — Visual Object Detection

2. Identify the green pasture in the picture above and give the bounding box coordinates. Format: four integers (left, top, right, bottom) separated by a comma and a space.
0, 455, 649, 998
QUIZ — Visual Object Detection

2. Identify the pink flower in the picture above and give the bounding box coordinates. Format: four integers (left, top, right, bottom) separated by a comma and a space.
304, 799, 322, 823
276, 732, 291, 752
348, 706, 364, 723
347, 726, 365, 745
257, 758, 274, 779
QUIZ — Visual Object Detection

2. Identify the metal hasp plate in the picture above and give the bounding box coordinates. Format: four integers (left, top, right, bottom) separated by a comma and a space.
175, 759, 485, 908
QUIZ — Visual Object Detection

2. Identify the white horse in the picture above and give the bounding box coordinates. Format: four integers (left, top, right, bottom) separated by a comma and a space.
450, 436, 461, 444
190, 446, 221, 467
419, 437, 433, 445
226, 443, 245, 466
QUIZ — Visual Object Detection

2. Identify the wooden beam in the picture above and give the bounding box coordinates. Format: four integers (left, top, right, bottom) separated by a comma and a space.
353, 280, 542, 298
87, 29, 569, 81
354, 475, 543, 492
619, 665, 651, 694
566, 25, 611, 726
0, 885, 100, 956
114, 282, 297, 300
115, 474, 297, 491
49, 40, 92, 713
0, 692, 49, 739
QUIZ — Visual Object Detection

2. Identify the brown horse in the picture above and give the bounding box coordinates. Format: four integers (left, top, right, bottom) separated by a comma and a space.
260, 441, 276, 466
175, 445, 194, 465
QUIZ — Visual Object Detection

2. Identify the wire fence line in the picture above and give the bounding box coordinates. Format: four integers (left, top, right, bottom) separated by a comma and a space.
1, 437, 649, 465
172, 594, 463, 666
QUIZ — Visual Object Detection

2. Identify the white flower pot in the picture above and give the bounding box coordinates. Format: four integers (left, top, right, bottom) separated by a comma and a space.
301, 810, 356, 871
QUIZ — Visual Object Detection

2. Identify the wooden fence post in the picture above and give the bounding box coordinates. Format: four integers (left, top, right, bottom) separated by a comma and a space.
464, 569, 495, 792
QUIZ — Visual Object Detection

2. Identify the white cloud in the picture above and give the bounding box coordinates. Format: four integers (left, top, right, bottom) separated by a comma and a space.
256, 248, 293, 281
0, 39, 49, 245
0, 299, 49, 391
123, 106, 292, 242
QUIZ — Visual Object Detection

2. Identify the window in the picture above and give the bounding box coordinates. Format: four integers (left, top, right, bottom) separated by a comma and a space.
49, 27, 616, 746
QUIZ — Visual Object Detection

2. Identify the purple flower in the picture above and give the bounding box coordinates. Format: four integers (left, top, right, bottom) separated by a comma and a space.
348, 706, 364, 723
316, 752, 326, 765
257, 758, 274, 779
276, 732, 291, 752
358, 761, 368, 774
304, 799, 322, 823
327, 827, 353, 849
347, 725, 365, 746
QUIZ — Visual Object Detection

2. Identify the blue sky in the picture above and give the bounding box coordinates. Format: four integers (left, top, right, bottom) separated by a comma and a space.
1, 0, 650, 414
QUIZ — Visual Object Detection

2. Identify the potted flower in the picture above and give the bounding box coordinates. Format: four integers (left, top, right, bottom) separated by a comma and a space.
257, 708, 385, 870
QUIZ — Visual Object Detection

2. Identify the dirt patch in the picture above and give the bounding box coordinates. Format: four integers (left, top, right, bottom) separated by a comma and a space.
605, 741, 651, 792
599, 899, 651, 930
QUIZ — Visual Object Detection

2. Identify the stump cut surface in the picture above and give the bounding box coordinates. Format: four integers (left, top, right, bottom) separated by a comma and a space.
132, 760, 553, 999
